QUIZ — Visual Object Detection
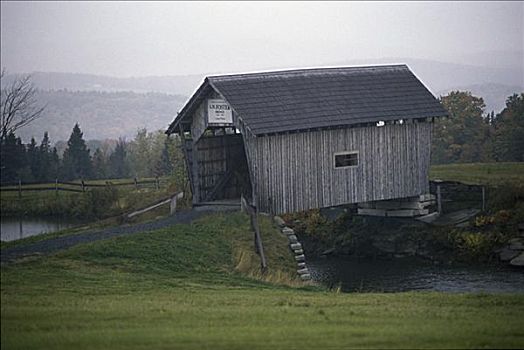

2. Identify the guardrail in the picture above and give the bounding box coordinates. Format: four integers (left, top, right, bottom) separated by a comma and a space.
126, 192, 184, 219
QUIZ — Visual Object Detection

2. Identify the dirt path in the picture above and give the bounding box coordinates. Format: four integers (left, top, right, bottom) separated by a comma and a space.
1, 209, 218, 263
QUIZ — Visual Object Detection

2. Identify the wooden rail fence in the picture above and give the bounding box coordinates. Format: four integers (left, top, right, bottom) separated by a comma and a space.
1, 177, 167, 197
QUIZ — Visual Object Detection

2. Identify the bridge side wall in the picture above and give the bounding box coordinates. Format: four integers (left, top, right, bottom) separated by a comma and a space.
243, 121, 433, 214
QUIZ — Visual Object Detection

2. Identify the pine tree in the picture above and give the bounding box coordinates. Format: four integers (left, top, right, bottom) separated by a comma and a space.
50, 147, 60, 180
38, 132, 52, 181
0, 132, 26, 183
92, 148, 108, 179
61, 123, 92, 180
26, 137, 39, 181
109, 138, 129, 179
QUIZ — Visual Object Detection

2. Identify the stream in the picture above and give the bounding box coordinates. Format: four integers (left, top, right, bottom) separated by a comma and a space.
1, 216, 82, 242
308, 256, 524, 293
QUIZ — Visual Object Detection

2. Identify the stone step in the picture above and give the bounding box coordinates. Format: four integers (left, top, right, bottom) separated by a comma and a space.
294, 249, 304, 255
282, 227, 294, 235
294, 254, 306, 262
297, 262, 306, 269
290, 242, 302, 250
297, 268, 310, 275
288, 234, 298, 243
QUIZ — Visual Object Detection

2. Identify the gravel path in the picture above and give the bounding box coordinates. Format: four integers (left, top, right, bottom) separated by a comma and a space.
1, 208, 221, 263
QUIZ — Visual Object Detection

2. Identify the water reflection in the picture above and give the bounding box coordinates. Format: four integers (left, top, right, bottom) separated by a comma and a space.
1, 217, 80, 242
308, 256, 524, 293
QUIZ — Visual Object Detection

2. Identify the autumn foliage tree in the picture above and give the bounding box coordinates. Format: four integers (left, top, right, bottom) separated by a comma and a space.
432, 91, 493, 164
492, 93, 524, 162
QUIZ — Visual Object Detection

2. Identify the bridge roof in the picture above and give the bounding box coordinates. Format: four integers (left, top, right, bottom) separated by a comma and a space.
167, 65, 448, 136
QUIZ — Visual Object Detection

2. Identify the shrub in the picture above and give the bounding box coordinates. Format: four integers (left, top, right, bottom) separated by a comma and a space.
488, 182, 524, 211
446, 229, 510, 261
70, 187, 119, 219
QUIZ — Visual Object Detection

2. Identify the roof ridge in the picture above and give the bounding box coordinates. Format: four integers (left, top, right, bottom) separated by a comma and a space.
208, 64, 409, 81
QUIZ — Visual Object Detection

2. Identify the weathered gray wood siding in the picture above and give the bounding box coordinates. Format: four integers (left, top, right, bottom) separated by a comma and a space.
243, 122, 432, 214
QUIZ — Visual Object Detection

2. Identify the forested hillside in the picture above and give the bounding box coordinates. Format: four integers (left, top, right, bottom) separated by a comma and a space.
16, 90, 187, 142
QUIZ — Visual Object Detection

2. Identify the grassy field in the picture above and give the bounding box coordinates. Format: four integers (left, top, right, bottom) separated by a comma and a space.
2, 212, 524, 349
430, 162, 524, 185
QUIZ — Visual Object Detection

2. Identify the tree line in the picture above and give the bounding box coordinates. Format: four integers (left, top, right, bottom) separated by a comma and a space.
0, 123, 185, 184
432, 92, 523, 164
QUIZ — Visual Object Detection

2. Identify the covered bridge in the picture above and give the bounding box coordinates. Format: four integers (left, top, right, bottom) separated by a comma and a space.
166, 65, 448, 214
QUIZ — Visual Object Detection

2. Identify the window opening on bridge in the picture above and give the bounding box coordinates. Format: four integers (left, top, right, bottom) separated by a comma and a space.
334, 151, 359, 169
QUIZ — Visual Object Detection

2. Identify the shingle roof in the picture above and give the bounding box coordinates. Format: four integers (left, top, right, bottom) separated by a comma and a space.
167, 65, 448, 136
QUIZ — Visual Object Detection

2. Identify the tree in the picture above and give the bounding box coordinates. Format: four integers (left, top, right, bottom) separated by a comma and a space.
0, 69, 45, 142
493, 93, 524, 161
26, 137, 39, 181
61, 123, 92, 180
0, 132, 26, 183
109, 138, 130, 179
155, 137, 173, 176
432, 91, 492, 164
37, 131, 59, 181
92, 148, 108, 179
127, 128, 152, 177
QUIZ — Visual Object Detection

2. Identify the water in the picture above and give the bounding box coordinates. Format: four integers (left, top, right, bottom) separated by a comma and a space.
308, 256, 524, 293
1, 216, 81, 242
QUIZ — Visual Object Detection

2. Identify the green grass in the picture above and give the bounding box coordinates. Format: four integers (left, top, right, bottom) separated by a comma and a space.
430, 162, 524, 185
2, 212, 524, 349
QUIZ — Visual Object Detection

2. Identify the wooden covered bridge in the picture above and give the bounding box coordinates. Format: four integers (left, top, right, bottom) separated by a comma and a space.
166, 65, 448, 215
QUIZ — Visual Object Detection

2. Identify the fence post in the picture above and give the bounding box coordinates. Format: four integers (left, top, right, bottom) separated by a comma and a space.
18, 179, 22, 199
134, 177, 138, 190
437, 184, 442, 214
155, 176, 160, 190
81, 179, 85, 192
55, 178, 59, 193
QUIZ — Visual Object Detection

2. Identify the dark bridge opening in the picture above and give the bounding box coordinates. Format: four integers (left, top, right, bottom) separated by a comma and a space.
184, 129, 252, 204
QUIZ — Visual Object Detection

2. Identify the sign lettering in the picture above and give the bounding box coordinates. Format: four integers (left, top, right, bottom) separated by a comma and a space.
208, 99, 233, 124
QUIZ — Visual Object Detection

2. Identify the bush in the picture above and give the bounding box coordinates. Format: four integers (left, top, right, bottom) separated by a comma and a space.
488, 182, 524, 211
70, 187, 119, 219
446, 229, 510, 261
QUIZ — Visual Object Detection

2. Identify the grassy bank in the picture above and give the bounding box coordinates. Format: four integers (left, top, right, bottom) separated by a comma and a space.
430, 162, 524, 185
2, 212, 524, 349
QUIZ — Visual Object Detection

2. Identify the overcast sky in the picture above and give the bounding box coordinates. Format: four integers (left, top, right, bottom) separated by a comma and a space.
1, 1, 523, 77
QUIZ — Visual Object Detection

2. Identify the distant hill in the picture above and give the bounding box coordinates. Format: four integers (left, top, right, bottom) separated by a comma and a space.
330, 57, 523, 93
6, 56, 523, 142
17, 90, 187, 143
3, 71, 204, 96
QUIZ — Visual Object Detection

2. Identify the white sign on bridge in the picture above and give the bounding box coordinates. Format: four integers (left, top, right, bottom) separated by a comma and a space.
208, 99, 233, 124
